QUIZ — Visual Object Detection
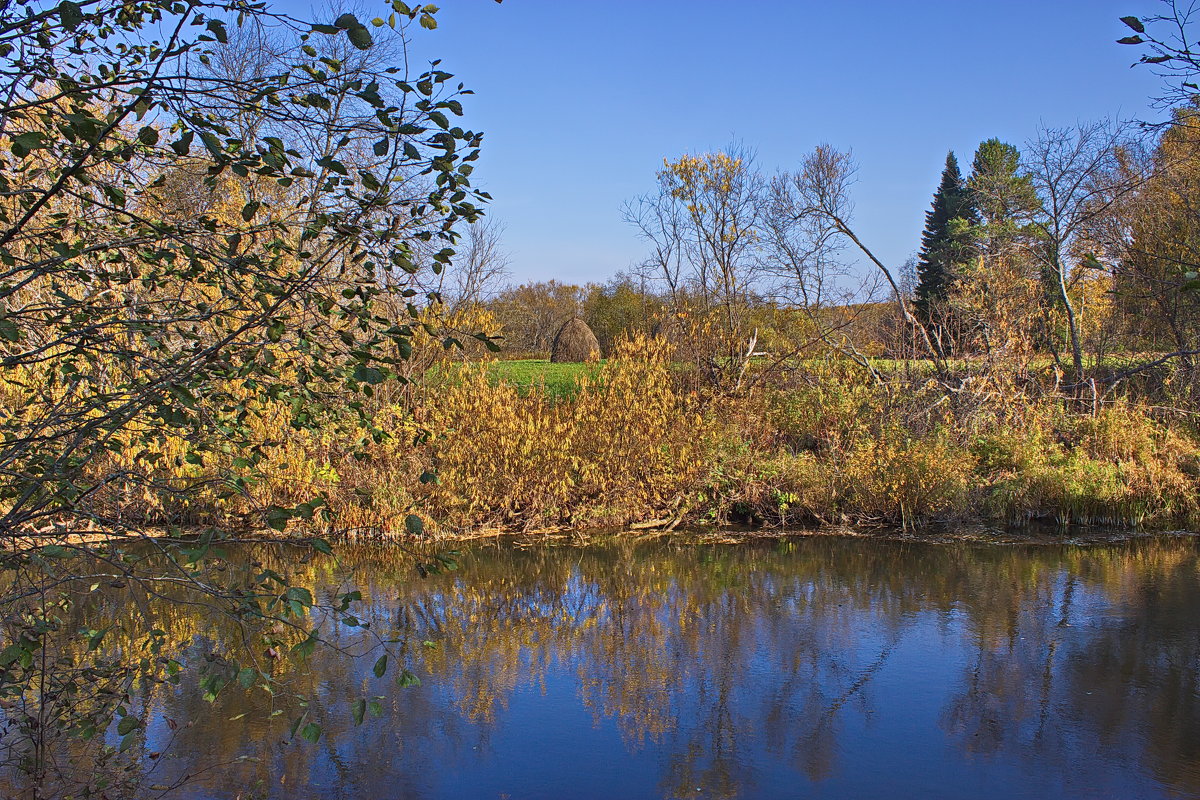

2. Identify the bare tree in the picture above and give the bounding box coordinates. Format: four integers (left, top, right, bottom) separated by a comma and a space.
758, 167, 888, 377
1021, 120, 1144, 386
440, 216, 511, 309
623, 145, 764, 389
624, 183, 687, 307
772, 146, 947, 376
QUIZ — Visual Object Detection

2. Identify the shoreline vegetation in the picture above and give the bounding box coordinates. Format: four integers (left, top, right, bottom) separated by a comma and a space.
65, 334, 1200, 541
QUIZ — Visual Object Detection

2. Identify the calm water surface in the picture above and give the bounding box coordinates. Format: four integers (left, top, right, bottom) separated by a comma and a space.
127, 535, 1200, 799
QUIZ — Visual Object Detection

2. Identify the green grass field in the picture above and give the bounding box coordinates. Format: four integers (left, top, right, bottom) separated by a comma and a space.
488, 359, 605, 399
478, 352, 1170, 401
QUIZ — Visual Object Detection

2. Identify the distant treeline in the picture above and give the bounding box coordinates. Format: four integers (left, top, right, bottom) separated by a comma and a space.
448, 114, 1200, 399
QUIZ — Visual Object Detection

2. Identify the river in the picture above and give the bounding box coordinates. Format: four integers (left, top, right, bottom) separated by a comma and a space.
37, 534, 1200, 799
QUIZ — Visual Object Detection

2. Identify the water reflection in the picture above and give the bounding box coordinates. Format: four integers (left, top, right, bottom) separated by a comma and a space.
25, 536, 1200, 798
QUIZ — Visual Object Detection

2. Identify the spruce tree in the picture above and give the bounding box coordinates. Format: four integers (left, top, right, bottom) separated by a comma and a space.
967, 138, 1038, 252
914, 152, 978, 321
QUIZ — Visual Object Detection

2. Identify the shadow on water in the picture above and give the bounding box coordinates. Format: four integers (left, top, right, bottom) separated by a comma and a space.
16, 534, 1200, 799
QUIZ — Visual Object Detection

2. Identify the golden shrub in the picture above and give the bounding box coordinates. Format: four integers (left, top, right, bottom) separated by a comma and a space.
417, 335, 711, 532
840, 428, 976, 524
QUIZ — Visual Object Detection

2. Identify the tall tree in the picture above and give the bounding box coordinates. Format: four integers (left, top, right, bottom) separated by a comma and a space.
1109, 108, 1200, 366
914, 153, 978, 321
770, 145, 948, 375
624, 146, 764, 390
951, 139, 1043, 359
1023, 121, 1141, 387
968, 139, 1040, 249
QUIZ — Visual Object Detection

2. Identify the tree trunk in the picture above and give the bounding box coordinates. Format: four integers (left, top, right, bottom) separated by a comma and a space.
1054, 256, 1085, 390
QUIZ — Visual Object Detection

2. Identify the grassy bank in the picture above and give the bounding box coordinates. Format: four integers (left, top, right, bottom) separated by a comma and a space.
72, 336, 1200, 538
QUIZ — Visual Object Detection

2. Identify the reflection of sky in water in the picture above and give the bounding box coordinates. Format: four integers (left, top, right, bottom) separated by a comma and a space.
70, 537, 1200, 799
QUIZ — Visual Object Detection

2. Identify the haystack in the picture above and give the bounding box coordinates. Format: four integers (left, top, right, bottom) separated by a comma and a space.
550, 317, 601, 363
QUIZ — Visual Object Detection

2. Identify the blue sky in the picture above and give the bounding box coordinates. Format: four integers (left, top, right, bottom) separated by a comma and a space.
398, 0, 1164, 286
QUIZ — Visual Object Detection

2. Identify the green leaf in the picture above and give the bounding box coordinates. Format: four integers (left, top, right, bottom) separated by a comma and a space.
291, 630, 318, 659
102, 185, 126, 207
310, 538, 333, 556
404, 514, 425, 536
86, 627, 110, 651
347, 26, 373, 50
170, 131, 194, 155
372, 654, 388, 678
301, 722, 322, 743
334, 12, 360, 29
352, 698, 366, 725
1117, 35, 1144, 45
285, 586, 314, 608
117, 715, 140, 736
0, 644, 23, 667
241, 201, 261, 222
353, 365, 386, 385
265, 506, 292, 532
373, 138, 390, 157
396, 669, 421, 688
207, 19, 229, 43
167, 383, 197, 408
0, 318, 20, 342
137, 126, 159, 146
57, 0, 83, 30
10, 131, 44, 158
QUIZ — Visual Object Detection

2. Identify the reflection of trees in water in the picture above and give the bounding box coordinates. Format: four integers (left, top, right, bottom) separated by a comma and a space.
940, 542, 1200, 796
406, 544, 922, 799
12, 536, 1199, 800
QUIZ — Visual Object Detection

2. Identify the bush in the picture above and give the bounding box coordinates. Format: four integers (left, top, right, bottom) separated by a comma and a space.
417, 335, 710, 531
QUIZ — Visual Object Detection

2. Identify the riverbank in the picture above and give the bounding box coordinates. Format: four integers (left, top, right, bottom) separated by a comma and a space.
66, 336, 1200, 540
330, 522, 1200, 546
